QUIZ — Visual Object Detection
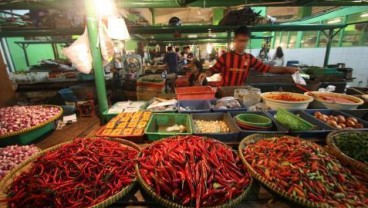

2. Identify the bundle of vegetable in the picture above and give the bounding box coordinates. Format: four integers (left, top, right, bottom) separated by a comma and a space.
1, 138, 138, 208
0, 105, 61, 135
0, 145, 39, 180
138, 136, 251, 208
242, 136, 368, 207
331, 131, 368, 165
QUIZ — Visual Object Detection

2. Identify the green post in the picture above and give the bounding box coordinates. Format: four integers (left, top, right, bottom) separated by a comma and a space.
338, 16, 347, 47
271, 32, 276, 48
296, 31, 303, 48
286, 31, 291, 48
84, 0, 109, 115
323, 29, 333, 67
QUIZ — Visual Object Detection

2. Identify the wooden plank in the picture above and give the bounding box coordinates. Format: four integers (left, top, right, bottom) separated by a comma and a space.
35, 116, 100, 149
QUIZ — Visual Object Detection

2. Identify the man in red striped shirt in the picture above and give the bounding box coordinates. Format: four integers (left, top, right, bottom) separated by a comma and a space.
206, 26, 298, 86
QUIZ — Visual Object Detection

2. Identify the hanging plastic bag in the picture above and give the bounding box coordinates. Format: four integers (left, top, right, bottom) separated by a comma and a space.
62, 29, 92, 74
99, 22, 114, 65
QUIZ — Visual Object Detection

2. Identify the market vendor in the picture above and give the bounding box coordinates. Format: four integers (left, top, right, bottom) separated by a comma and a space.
206, 26, 298, 86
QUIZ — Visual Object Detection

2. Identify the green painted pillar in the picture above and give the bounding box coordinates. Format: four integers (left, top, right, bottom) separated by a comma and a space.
213, 8, 224, 25
84, 0, 109, 115
323, 29, 333, 67
338, 16, 347, 47
296, 32, 303, 48
271, 32, 276, 48
250, 7, 266, 49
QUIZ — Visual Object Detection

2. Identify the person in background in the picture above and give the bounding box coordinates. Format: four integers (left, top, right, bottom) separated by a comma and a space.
175, 47, 182, 61
181, 46, 188, 64
206, 26, 298, 86
189, 60, 207, 86
187, 48, 194, 64
272, 46, 285, 67
256, 47, 270, 62
163, 46, 179, 92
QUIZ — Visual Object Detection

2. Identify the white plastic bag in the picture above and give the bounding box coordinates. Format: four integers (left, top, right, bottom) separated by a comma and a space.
99, 23, 114, 65
62, 29, 92, 74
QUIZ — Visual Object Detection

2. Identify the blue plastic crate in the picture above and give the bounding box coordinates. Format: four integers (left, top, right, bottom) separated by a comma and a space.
58, 88, 77, 102
302, 109, 368, 130
178, 100, 211, 113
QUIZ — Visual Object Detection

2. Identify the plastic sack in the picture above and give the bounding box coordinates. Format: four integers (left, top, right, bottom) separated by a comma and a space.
62, 29, 92, 74
99, 23, 114, 65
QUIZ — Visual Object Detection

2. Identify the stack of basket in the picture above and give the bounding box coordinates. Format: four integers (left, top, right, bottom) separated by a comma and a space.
136, 75, 166, 101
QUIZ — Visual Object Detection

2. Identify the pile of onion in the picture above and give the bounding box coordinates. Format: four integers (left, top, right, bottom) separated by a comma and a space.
314, 111, 364, 129
0, 106, 60, 135
0, 145, 39, 179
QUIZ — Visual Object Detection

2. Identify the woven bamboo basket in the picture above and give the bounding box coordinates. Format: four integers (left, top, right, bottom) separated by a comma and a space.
0, 137, 140, 208
238, 134, 328, 208
0, 105, 63, 139
326, 130, 368, 173
135, 136, 254, 208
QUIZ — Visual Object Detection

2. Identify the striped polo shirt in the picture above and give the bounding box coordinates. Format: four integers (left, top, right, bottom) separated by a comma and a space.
210, 51, 271, 86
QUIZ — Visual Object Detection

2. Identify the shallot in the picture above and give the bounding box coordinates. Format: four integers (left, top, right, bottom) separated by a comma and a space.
0, 145, 39, 179
0, 105, 60, 135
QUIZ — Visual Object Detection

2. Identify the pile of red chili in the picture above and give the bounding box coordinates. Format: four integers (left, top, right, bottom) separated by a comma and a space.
138, 135, 250, 208
2, 138, 138, 208
243, 136, 368, 207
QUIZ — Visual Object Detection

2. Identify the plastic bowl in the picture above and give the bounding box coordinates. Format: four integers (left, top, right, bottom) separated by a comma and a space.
235, 114, 272, 128
304, 92, 363, 110
261, 92, 313, 110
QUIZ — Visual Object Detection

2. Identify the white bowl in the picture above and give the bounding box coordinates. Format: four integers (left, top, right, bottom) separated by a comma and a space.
261, 92, 313, 110
304, 92, 363, 110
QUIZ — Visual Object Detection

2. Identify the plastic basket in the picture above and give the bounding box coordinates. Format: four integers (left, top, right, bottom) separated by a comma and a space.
58, 88, 77, 102
145, 113, 193, 141
230, 111, 288, 138
137, 75, 165, 88
177, 100, 211, 113
191, 112, 239, 142
175, 86, 215, 100
267, 110, 331, 139
274, 109, 314, 131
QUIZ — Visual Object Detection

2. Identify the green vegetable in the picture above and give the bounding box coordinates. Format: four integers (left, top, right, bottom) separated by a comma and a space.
333, 132, 368, 164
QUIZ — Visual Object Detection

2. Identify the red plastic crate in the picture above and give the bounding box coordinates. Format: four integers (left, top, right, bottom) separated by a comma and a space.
176, 86, 216, 100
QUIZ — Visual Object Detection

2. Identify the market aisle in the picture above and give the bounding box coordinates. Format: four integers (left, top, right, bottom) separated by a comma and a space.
35, 116, 101, 149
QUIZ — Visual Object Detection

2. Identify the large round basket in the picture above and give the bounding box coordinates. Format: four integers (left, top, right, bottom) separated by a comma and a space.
135, 136, 254, 208
0, 137, 140, 208
238, 134, 327, 208
0, 105, 63, 145
326, 130, 368, 173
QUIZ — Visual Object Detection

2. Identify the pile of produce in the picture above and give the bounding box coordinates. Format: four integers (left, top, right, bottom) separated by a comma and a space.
242, 136, 368, 207
98, 111, 151, 137
0, 105, 61, 135
194, 120, 230, 133
138, 136, 251, 208
213, 97, 242, 110
313, 111, 364, 129
1, 138, 138, 208
0, 145, 39, 180
330, 131, 368, 165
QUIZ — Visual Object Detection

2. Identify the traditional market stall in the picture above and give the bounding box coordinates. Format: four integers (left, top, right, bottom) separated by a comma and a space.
0, 0, 368, 208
